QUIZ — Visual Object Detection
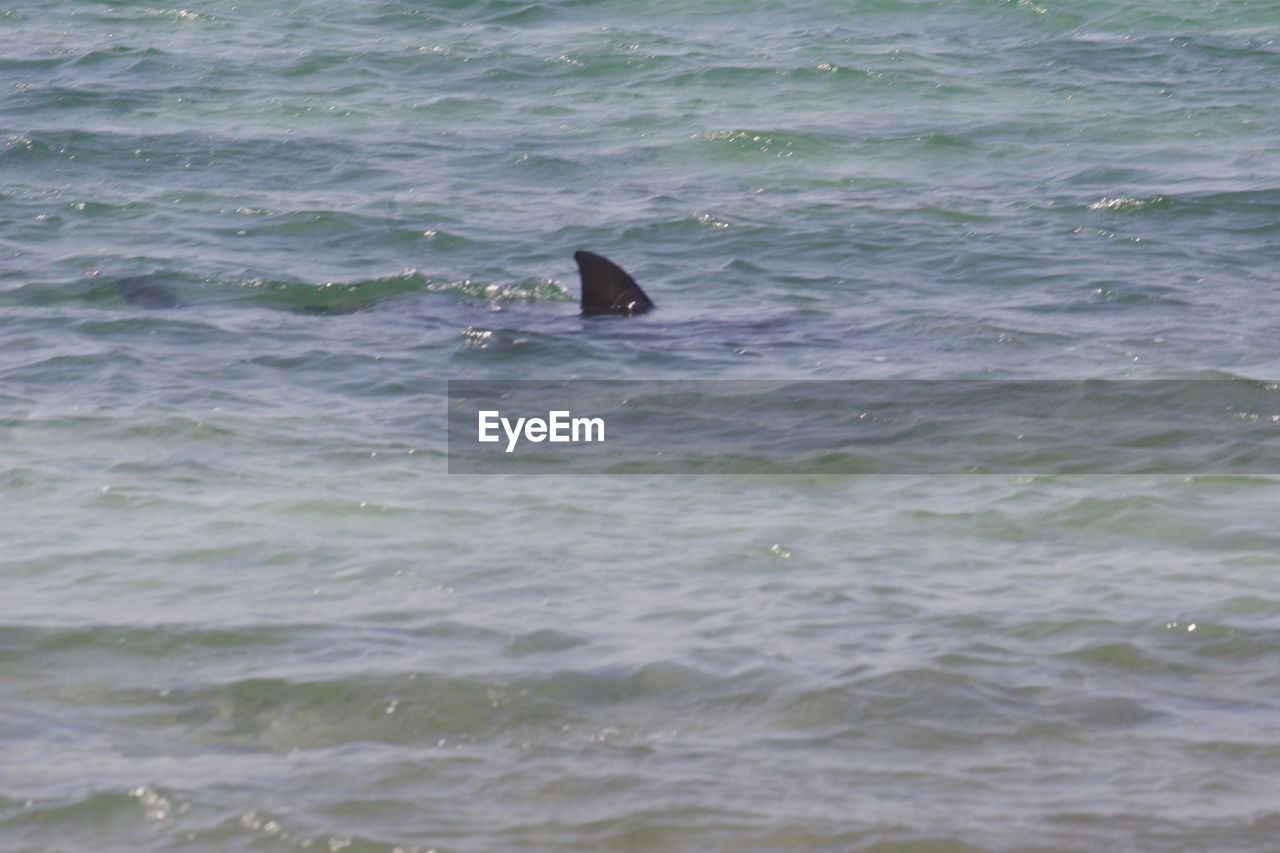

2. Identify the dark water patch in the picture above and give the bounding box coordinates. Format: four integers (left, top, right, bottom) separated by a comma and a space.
779, 666, 1041, 739
1187, 740, 1280, 762
507, 152, 592, 181
1011, 617, 1126, 641
1060, 164, 1167, 192
478, 57, 584, 86
0, 347, 155, 398
118, 276, 185, 308
1057, 641, 1199, 676
482, 2, 553, 25
0, 467, 43, 494
1187, 625, 1280, 661
1217, 595, 1280, 617
0, 790, 146, 835
534, 661, 737, 708
693, 128, 847, 162
1079, 284, 1190, 308
1044, 695, 1165, 729
664, 64, 791, 89
4, 79, 193, 123
1076, 188, 1280, 232
1043, 494, 1197, 540
64, 44, 172, 70
0, 55, 65, 73
229, 269, 569, 314
0, 133, 81, 165
2, 270, 434, 315
233, 209, 410, 241
397, 0, 556, 19
186, 812, 410, 853
4, 623, 294, 657
1068, 3, 1280, 34
409, 94, 505, 120
1173, 188, 1280, 232
351, 4, 447, 30
69, 310, 231, 341
0, 275, 137, 308
535, 808, 817, 853
5, 127, 420, 195
441, 316, 809, 376
278, 51, 374, 79
93, 672, 570, 751
504, 628, 588, 656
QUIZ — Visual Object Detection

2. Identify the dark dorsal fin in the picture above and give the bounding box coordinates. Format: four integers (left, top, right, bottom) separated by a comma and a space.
575, 250, 655, 316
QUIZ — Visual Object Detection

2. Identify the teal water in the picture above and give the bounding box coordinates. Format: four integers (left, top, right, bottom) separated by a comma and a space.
4, 1, 1280, 850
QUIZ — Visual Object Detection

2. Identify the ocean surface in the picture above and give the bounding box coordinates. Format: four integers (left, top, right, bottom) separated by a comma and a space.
4, 0, 1280, 850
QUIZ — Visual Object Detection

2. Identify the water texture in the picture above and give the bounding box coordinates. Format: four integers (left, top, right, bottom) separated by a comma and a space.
3, 0, 1280, 850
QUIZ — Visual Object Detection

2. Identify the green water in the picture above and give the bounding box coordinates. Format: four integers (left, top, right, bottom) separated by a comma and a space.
4, 0, 1280, 850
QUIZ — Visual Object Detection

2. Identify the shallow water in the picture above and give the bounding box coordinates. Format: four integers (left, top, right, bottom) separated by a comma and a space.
4, 1, 1280, 850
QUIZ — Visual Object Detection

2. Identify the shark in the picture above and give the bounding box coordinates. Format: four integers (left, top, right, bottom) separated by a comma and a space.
117, 250, 655, 317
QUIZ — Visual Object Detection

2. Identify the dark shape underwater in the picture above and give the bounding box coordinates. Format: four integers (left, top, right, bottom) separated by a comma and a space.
117, 251, 655, 317
117, 276, 186, 309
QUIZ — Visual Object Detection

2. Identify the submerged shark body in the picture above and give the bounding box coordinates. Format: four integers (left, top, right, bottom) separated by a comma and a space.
117, 276, 187, 309
118, 250, 655, 318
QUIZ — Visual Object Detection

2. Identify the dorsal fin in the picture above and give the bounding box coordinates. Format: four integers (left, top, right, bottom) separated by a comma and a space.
575, 250, 655, 316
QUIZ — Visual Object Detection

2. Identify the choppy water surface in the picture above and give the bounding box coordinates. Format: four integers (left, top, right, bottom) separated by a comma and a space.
4, 0, 1280, 850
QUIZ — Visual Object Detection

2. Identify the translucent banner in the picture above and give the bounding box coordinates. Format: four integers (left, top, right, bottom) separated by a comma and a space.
447, 380, 1280, 474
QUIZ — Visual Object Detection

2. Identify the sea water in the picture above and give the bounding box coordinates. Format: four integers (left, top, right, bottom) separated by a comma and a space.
3, 0, 1280, 850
